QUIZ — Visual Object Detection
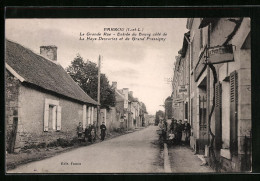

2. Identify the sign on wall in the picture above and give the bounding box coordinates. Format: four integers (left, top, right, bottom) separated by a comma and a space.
178, 85, 188, 95
208, 44, 234, 64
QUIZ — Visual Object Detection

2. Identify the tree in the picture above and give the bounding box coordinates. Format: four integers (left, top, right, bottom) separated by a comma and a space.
165, 96, 173, 119
66, 54, 116, 109
140, 102, 148, 114
155, 110, 164, 125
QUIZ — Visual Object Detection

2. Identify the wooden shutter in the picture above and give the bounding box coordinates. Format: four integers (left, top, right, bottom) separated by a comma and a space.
44, 103, 49, 131
215, 82, 222, 150
56, 106, 61, 131
52, 106, 57, 130
230, 71, 238, 155
83, 105, 87, 128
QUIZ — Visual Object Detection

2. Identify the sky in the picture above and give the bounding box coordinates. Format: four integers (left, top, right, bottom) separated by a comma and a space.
5, 18, 188, 115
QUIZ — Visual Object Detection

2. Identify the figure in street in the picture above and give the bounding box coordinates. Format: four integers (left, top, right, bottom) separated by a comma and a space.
100, 121, 107, 141
176, 120, 183, 145
182, 119, 191, 145
77, 122, 83, 138
85, 125, 90, 141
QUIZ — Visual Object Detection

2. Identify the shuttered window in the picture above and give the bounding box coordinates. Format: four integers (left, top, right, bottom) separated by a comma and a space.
82, 105, 87, 128
44, 103, 49, 132
215, 82, 222, 150
57, 106, 61, 131
230, 71, 238, 155
43, 99, 61, 132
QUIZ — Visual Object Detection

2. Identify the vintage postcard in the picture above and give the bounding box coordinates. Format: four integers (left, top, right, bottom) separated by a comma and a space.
4, 7, 252, 174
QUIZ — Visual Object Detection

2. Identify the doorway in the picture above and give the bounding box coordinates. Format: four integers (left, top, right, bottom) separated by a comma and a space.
198, 77, 207, 154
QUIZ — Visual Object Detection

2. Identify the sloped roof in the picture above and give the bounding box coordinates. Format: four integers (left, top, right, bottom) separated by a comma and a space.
5, 40, 98, 105
115, 89, 125, 102
128, 93, 138, 102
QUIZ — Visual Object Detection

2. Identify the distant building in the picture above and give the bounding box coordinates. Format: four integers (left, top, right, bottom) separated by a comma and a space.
5, 40, 98, 153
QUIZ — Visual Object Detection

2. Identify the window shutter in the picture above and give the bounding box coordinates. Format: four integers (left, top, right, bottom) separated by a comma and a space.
215, 82, 222, 150
83, 105, 87, 129
56, 106, 62, 131
230, 71, 238, 155
44, 103, 49, 131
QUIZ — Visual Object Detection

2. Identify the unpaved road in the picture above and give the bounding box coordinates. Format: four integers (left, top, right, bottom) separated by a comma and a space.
8, 126, 164, 173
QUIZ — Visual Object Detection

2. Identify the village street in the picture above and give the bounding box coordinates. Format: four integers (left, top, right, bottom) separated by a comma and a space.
8, 125, 213, 173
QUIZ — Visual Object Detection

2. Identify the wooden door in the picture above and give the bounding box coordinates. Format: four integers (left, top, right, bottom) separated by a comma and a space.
199, 95, 207, 153
8, 117, 18, 153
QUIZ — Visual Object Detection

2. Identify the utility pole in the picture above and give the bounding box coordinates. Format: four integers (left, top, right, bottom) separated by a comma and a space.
96, 55, 101, 137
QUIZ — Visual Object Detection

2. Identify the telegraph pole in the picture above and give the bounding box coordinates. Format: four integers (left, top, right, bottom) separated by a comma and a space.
96, 55, 101, 137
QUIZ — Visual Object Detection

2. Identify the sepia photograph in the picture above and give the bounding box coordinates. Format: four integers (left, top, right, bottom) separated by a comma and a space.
4, 11, 251, 173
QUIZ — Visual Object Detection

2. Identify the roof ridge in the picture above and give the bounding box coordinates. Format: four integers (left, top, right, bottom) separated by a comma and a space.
6, 39, 60, 66
5, 39, 98, 105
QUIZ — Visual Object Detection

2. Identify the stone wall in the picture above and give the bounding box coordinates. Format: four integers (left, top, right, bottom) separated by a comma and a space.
5, 70, 20, 153
14, 84, 86, 151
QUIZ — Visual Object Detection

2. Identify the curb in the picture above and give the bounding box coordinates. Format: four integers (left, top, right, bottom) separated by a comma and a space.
163, 143, 171, 172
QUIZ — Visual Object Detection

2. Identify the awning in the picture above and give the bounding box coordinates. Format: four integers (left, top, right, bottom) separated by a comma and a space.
198, 18, 219, 29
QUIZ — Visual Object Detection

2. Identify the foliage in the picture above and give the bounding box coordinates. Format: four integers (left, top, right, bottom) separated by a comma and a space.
155, 110, 165, 125
66, 54, 116, 109
165, 96, 173, 119
141, 102, 148, 114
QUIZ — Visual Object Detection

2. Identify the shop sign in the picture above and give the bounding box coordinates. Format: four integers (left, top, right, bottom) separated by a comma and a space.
178, 85, 188, 95
208, 44, 234, 64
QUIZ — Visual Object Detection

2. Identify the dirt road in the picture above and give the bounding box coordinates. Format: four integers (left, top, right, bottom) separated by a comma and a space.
8, 126, 164, 173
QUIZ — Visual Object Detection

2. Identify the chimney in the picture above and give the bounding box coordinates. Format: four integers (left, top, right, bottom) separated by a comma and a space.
112, 82, 117, 89
129, 91, 133, 97
40, 45, 57, 61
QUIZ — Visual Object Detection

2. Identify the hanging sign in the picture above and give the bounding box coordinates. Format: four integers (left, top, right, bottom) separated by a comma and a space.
208, 44, 234, 64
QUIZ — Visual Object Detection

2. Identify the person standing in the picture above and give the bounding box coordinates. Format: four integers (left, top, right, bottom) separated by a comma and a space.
100, 121, 107, 141
176, 120, 183, 145
77, 122, 83, 138
183, 119, 191, 145
158, 119, 166, 141
84, 125, 90, 141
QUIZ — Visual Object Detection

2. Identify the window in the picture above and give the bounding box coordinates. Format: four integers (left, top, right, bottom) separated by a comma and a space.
44, 99, 61, 132
221, 80, 230, 149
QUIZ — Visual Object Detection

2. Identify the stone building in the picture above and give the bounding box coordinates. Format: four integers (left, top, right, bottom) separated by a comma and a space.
5, 40, 98, 153
171, 33, 190, 122
176, 18, 251, 172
